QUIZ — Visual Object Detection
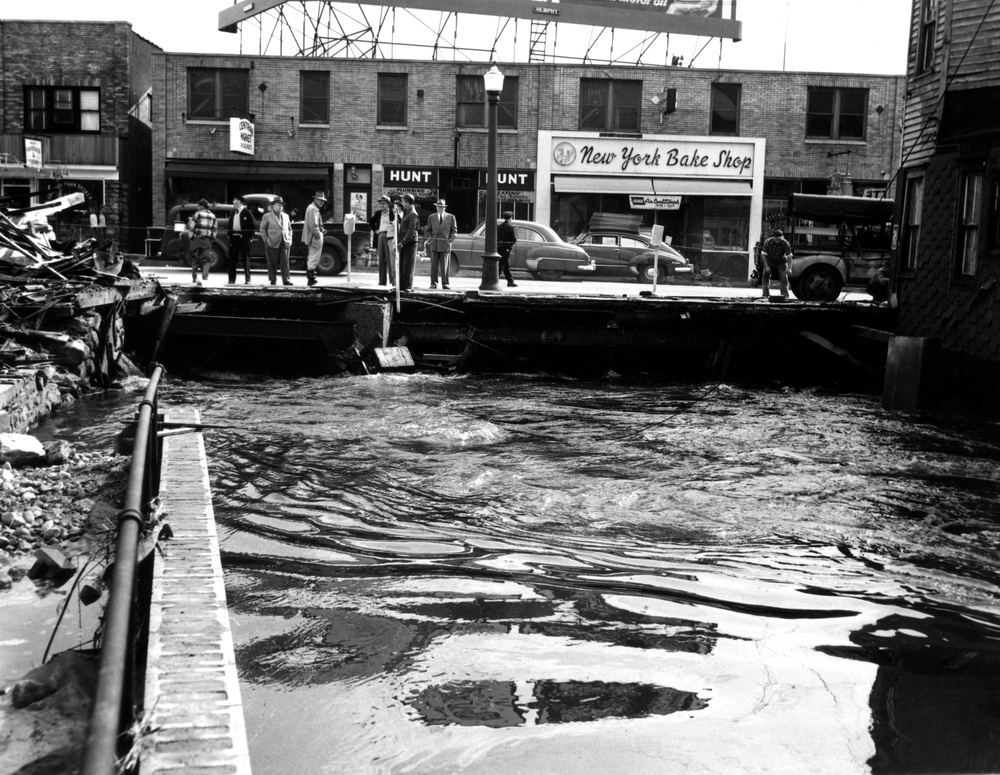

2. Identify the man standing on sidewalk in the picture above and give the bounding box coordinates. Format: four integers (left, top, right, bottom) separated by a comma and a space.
760, 228, 792, 301
425, 198, 457, 289
260, 197, 293, 286
397, 193, 420, 291
369, 195, 396, 286
227, 195, 256, 285
188, 198, 217, 287
302, 191, 327, 287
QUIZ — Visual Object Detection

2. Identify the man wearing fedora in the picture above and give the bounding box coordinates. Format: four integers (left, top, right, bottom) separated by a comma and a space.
369, 194, 397, 286
303, 191, 328, 287
425, 198, 458, 289
260, 196, 293, 285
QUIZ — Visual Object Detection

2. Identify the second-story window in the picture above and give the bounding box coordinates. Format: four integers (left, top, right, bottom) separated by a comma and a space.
806, 87, 868, 141
456, 75, 519, 129
188, 68, 249, 120
300, 71, 330, 124
710, 83, 741, 135
378, 73, 407, 127
580, 79, 640, 132
917, 0, 938, 74
25, 86, 100, 133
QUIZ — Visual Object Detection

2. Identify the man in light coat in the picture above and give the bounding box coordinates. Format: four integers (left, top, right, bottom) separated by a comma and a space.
259, 197, 293, 286
424, 198, 458, 289
302, 191, 327, 287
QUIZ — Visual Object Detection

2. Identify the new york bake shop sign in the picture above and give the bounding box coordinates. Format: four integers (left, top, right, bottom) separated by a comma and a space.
551, 136, 754, 178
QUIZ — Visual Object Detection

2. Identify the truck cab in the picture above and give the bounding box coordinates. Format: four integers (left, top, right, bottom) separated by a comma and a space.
785, 193, 894, 301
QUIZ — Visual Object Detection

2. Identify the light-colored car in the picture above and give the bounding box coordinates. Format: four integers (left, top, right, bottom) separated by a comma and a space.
449, 220, 591, 280
571, 230, 693, 283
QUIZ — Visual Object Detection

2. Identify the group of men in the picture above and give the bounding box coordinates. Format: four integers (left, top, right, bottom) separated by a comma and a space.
186, 192, 328, 287
187, 191, 520, 290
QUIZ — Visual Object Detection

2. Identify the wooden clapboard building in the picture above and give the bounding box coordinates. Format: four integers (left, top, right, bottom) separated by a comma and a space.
891, 0, 1000, 412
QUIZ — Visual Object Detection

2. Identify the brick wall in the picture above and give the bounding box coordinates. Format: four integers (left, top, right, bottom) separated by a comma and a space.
153, 54, 904, 217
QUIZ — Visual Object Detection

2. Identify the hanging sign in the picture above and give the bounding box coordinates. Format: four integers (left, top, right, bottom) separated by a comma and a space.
230, 117, 255, 156
630, 194, 681, 210
24, 138, 43, 170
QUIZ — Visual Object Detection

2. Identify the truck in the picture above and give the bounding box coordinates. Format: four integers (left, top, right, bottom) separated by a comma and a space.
784, 193, 894, 302
154, 193, 371, 275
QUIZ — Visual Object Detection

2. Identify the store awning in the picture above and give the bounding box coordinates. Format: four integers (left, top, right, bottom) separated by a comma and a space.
165, 162, 330, 180
554, 175, 752, 196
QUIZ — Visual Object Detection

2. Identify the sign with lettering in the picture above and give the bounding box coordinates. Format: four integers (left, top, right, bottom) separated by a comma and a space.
630, 195, 681, 210
477, 169, 535, 190
24, 138, 42, 170
550, 136, 755, 179
385, 166, 439, 187
230, 118, 254, 156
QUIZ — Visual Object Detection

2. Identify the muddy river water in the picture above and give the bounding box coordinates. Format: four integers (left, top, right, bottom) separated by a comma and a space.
39, 374, 1000, 773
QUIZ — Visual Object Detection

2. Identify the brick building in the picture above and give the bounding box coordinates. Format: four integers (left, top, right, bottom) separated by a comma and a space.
891, 0, 1000, 412
153, 52, 902, 277
0, 21, 159, 253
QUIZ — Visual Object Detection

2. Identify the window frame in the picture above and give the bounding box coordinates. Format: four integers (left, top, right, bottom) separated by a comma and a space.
902, 174, 924, 272
579, 78, 641, 133
958, 170, 984, 277
805, 86, 869, 141
299, 70, 330, 125
456, 75, 519, 130
24, 86, 101, 134
710, 82, 742, 136
377, 73, 408, 127
917, 0, 938, 75
187, 68, 249, 121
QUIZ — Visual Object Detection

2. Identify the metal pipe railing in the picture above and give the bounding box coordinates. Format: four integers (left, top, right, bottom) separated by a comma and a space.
81, 363, 165, 775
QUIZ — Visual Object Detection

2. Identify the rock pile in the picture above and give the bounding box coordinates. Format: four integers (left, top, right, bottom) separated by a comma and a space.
0, 436, 128, 587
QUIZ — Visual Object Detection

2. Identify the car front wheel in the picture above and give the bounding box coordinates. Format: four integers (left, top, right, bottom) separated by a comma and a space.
793, 265, 843, 301
537, 269, 565, 281
208, 246, 226, 273
636, 263, 667, 284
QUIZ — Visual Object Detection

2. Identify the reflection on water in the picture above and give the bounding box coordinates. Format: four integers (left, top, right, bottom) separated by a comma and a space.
54, 373, 1000, 774
410, 679, 708, 727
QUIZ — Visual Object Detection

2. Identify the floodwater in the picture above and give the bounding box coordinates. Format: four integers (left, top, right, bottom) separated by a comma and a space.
39, 374, 1000, 773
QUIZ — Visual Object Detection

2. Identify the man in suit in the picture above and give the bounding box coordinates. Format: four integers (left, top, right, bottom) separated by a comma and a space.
425, 198, 458, 289
369, 195, 396, 286
398, 193, 420, 291
259, 197, 293, 286
227, 195, 256, 285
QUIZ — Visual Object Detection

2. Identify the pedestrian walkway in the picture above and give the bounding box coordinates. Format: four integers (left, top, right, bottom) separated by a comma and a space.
140, 408, 251, 775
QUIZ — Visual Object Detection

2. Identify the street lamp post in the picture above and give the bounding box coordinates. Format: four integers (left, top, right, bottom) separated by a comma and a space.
479, 64, 504, 291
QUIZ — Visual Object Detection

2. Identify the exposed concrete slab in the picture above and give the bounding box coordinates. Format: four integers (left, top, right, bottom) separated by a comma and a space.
140, 408, 251, 775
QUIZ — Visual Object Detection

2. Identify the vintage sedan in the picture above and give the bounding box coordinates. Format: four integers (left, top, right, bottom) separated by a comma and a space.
449, 220, 591, 280
571, 230, 693, 283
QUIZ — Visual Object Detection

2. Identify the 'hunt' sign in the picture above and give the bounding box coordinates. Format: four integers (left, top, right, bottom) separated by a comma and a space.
384, 167, 439, 187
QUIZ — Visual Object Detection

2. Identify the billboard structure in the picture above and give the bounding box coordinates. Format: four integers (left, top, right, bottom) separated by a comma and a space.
219, 0, 741, 65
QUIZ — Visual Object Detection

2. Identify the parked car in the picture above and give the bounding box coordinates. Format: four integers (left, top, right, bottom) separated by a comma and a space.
571, 230, 693, 283
783, 193, 894, 301
449, 220, 592, 280
155, 193, 370, 275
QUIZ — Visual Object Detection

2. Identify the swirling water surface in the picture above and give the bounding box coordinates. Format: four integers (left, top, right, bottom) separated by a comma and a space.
47, 374, 1000, 773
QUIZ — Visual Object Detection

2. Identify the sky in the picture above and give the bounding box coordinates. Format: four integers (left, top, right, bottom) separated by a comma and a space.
5, 0, 912, 74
